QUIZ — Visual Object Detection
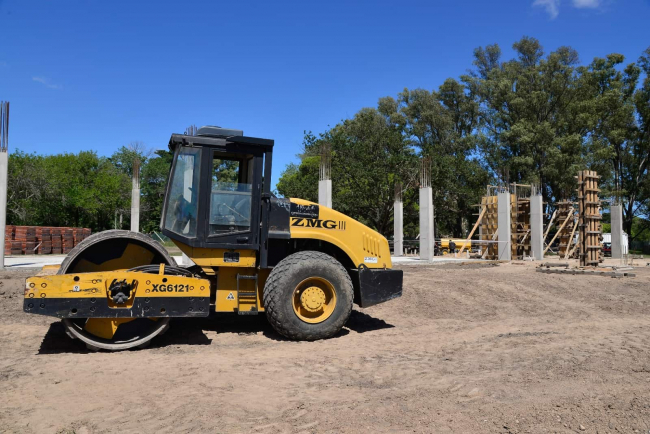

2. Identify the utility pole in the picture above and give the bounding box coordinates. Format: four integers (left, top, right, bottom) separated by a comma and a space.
0, 102, 9, 270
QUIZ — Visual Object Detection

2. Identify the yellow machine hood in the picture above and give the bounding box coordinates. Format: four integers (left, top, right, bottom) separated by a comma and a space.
288, 198, 392, 269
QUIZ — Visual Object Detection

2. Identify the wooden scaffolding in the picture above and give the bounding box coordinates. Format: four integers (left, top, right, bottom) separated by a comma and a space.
479, 194, 499, 259
478, 184, 532, 260
556, 200, 577, 258
577, 170, 602, 267
512, 184, 532, 259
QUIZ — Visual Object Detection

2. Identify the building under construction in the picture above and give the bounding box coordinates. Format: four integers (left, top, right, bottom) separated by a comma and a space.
473, 170, 603, 263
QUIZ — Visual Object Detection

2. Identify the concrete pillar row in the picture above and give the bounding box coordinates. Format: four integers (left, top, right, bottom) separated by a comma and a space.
130, 187, 140, 233
0, 152, 8, 270
318, 179, 332, 208
530, 194, 544, 260
611, 204, 623, 259
394, 200, 403, 257
419, 187, 434, 262
497, 191, 512, 261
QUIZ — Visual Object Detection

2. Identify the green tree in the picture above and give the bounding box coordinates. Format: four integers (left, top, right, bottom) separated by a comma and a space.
277, 107, 419, 236
7, 150, 131, 230
109, 141, 151, 178
391, 79, 490, 236
465, 37, 588, 204
44, 151, 130, 229
6, 151, 48, 225
585, 48, 650, 238
275, 157, 319, 203
140, 150, 174, 233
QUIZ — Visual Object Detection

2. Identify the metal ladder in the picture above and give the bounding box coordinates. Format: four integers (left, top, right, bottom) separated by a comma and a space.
236, 274, 258, 315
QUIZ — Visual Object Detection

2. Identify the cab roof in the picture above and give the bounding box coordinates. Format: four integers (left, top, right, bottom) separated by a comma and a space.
168, 125, 274, 152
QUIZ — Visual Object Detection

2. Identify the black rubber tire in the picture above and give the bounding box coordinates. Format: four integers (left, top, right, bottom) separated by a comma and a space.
263, 251, 353, 341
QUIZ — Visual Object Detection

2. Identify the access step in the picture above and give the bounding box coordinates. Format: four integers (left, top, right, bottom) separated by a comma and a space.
236, 274, 259, 315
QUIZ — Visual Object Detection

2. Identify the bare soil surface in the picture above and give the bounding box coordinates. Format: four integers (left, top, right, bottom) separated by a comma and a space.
1, 261, 650, 433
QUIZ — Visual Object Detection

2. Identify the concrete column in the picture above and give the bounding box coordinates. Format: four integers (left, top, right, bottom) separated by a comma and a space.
530, 194, 544, 260
319, 179, 332, 208
394, 199, 403, 256
130, 186, 140, 233
611, 204, 623, 259
0, 152, 7, 270
497, 191, 511, 261
419, 187, 434, 261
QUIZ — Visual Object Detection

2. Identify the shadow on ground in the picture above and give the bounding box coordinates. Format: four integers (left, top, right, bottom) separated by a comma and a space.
345, 310, 395, 333
37, 309, 394, 354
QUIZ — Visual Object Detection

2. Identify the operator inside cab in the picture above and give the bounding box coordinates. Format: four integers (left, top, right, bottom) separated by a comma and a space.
163, 147, 255, 238
209, 153, 253, 236
165, 147, 201, 237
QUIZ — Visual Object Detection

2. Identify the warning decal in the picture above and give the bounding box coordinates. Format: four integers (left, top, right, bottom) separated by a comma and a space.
226, 292, 235, 300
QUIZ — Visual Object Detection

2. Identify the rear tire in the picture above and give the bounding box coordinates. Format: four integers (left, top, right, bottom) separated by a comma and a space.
263, 251, 353, 340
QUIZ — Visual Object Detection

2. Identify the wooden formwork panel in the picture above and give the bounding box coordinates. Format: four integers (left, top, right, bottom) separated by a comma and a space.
555, 200, 576, 258
480, 195, 499, 259
513, 196, 531, 259
577, 171, 602, 267
480, 192, 532, 260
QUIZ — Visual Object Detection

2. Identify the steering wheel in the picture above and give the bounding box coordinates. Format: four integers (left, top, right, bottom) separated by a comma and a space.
217, 201, 248, 221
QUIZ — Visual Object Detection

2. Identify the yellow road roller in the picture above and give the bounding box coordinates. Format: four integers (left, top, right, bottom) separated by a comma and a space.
23, 126, 403, 350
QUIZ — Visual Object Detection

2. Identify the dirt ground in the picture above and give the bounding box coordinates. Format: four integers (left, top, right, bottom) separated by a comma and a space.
1, 260, 650, 434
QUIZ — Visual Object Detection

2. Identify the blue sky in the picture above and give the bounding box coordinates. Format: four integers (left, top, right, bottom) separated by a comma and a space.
1, 0, 648, 188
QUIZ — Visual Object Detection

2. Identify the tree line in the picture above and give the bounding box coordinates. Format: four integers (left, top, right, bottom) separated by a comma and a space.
6, 37, 650, 243
7, 143, 172, 233
277, 37, 650, 242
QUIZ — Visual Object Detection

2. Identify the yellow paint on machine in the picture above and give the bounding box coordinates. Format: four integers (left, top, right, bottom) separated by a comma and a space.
214, 268, 270, 312
84, 318, 135, 339
289, 198, 392, 269
439, 238, 472, 253
174, 244, 257, 268
24, 272, 211, 301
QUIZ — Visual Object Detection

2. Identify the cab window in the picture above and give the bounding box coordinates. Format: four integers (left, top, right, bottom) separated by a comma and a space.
164, 147, 201, 238
209, 152, 253, 236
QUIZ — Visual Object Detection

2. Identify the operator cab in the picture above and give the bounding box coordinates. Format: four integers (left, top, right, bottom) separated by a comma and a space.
161, 126, 273, 256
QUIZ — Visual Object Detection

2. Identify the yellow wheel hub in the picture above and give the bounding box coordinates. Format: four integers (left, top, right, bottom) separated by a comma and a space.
292, 277, 337, 324
300, 287, 326, 312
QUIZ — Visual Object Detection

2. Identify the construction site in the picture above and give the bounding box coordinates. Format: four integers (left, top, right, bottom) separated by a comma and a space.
1, 4, 649, 430
0, 116, 647, 432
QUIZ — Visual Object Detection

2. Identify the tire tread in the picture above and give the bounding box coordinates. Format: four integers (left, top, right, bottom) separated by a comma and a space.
263, 251, 353, 340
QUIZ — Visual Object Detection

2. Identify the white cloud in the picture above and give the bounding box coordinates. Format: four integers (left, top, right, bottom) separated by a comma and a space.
572, 0, 600, 8
32, 76, 62, 90
533, 0, 560, 19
